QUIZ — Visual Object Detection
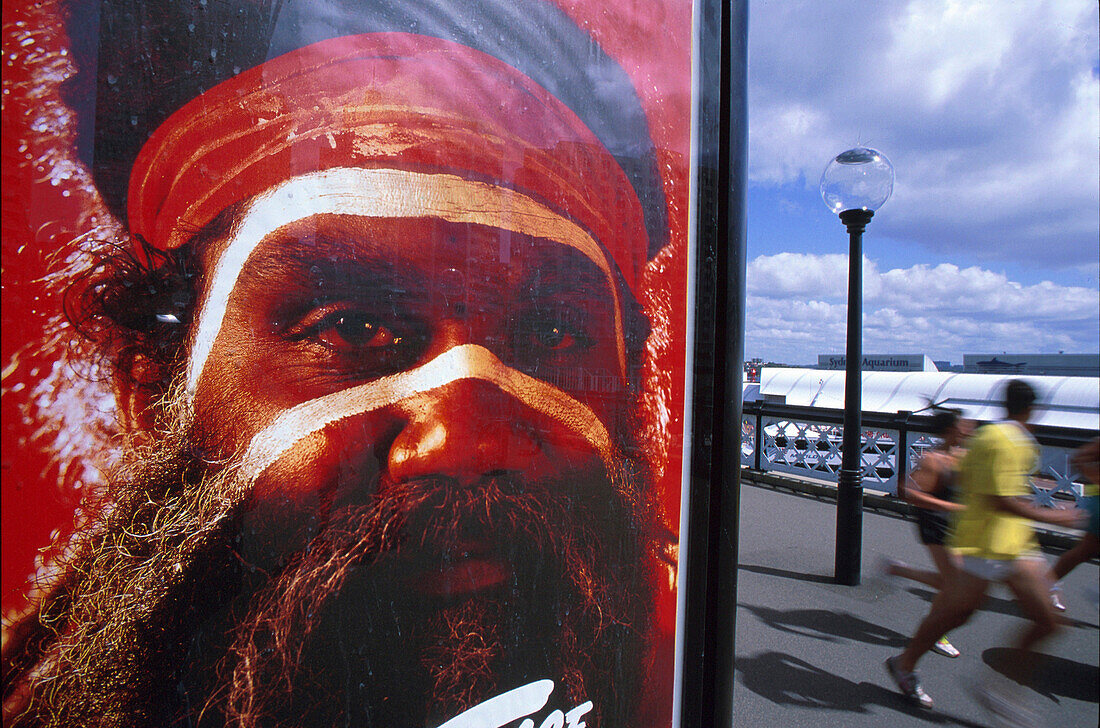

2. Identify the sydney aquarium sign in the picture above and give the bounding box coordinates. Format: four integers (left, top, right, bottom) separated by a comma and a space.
819, 354, 937, 372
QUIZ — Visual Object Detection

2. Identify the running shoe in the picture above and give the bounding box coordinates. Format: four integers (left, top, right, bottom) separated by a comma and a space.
931, 635, 960, 658
885, 656, 934, 709
1049, 588, 1066, 612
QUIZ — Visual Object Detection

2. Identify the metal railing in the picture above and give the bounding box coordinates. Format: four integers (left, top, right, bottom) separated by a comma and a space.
741, 401, 1094, 506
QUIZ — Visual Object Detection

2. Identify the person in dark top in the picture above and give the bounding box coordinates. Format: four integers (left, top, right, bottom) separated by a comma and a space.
883, 407, 972, 657
1047, 436, 1100, 611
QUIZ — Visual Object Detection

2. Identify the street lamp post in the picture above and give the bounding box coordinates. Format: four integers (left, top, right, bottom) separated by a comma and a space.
820, 147, 894, 586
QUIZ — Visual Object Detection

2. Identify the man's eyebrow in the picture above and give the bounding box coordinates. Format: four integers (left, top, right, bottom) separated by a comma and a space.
252, 230, 380, 266
525, 247, 616, 296
528, 273, 608, 299
240, 231, 408, 285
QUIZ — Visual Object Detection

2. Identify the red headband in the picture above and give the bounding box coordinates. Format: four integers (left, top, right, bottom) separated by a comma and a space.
127, 33, 648, 293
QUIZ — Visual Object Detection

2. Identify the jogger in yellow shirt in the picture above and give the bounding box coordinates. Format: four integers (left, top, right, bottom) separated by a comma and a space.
886, 380, 1085, 724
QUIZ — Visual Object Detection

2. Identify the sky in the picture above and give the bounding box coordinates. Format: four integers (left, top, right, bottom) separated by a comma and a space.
744, 0, 1100, 366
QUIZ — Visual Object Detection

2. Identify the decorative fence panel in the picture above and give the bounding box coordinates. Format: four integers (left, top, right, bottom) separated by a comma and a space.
741, 402, 1093, 506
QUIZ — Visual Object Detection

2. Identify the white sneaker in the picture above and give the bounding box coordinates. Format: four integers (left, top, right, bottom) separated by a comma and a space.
885, 656, 934, 709
930, 635, 960, 658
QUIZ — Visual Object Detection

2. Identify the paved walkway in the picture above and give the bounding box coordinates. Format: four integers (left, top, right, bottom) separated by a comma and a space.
733, 481, 1099, 727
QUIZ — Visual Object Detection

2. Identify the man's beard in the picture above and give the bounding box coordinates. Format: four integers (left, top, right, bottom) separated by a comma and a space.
16, 396, 659, 727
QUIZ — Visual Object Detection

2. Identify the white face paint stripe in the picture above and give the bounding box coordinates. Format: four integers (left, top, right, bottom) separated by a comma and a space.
185, 167, 627, 401
239, 344, 615, 485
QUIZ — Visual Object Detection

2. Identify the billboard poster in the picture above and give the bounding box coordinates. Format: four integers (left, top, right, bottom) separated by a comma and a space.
2, 1, 741, 725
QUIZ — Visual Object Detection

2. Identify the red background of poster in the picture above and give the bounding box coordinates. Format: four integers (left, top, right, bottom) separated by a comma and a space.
1, 0, 693, 651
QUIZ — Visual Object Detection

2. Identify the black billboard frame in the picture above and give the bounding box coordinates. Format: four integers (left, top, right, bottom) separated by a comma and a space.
678, 1, 747, 726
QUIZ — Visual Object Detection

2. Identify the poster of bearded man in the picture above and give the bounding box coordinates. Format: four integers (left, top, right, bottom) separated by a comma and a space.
1, 1, 746, 726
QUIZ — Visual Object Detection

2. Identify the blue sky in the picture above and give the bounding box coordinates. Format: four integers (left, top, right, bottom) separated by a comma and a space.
744, 0, 1099, 365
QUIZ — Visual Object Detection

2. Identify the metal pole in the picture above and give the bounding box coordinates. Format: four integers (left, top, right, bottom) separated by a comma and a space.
679, 1, 747, 725
711, 0, 748, 724
835, 208, 873, 585
896, 410, 912, 498
754, 407, 763, 471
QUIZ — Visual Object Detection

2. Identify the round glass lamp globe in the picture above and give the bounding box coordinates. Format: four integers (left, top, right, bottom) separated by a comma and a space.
820, 147, 894, 214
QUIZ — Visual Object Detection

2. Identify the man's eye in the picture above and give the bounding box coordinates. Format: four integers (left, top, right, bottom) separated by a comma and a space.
524, 317, 591, 353
314, 311, 401, 350
533, 323, 577, 351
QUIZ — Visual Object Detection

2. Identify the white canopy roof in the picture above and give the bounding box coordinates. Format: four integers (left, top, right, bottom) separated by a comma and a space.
758, 368, 1099, 430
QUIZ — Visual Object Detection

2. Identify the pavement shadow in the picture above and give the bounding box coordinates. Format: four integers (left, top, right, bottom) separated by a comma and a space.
982, 647, 1100, 704
905, 586, 1099, 629
738, 602, 908, 647
738, 562, 835, 584
904, 586, 1021, 618
735, 651, 988, 726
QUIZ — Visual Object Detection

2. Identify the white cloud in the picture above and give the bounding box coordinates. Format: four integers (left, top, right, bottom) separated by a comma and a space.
748, 0, 1100, 267
747, 252, 851, 298
745, 253, 1100, 363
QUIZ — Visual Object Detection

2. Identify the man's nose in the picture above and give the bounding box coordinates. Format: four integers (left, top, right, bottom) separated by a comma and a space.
423, 314, 505, 363
387, 378, 541, 483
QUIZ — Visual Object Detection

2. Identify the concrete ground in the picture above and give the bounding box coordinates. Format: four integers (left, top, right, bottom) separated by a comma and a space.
733, 481, 1099, 728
